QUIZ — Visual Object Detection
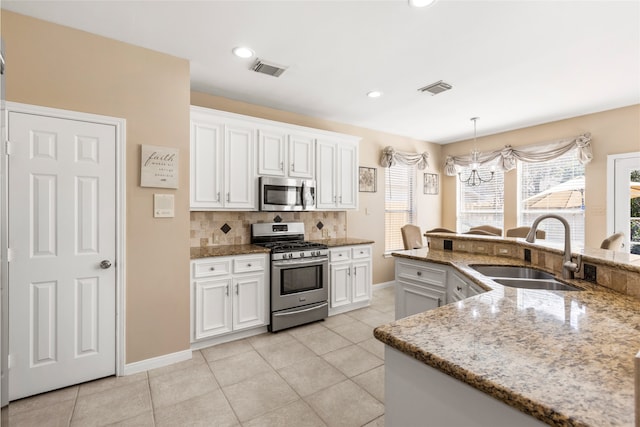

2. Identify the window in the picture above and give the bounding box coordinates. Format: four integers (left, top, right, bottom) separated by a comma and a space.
518, 150, 585, 246
385, 164, 415, 252
457, 164, 504, 232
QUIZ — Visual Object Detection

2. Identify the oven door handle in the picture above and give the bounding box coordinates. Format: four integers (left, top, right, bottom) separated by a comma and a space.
273, 302, 329, 317
272, 257, 328, 267
301, 181, 307, 210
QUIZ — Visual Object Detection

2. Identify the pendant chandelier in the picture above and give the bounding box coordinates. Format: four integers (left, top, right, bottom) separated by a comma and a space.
458, 117, 494, 187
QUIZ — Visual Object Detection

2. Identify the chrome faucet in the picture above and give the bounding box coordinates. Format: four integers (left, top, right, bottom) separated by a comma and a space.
525, 214, 582, 279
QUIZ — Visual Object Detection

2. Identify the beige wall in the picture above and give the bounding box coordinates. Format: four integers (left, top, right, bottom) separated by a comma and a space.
441, 105, 640, 249
191, 92, 442, 284
2, 11, 192, 363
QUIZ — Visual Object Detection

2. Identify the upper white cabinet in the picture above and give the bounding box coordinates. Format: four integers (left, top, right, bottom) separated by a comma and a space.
257, 129, 315, 179
191, 106, 359, 211
316, 139, 358, 210
191, 108, 256, 210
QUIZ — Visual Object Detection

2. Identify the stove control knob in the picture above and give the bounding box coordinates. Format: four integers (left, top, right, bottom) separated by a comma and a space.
288, 253, 293, 259
300, 252, 305, 257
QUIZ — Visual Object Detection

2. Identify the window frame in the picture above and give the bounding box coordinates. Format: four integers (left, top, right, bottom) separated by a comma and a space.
384, 163, 417, 253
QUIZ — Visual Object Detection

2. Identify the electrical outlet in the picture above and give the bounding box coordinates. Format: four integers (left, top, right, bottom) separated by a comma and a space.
524, 249, 532, 262
583, 263, 597, 283
444, 240, 453, 251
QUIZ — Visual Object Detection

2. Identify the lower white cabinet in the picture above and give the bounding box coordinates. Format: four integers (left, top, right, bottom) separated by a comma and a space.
329, 245, 372, 315
395, 259, 447, 320
191, 254, 269, 342
395, 258, 487, 320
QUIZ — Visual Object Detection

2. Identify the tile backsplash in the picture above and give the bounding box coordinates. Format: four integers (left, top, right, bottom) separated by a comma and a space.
191, 211, 347, 247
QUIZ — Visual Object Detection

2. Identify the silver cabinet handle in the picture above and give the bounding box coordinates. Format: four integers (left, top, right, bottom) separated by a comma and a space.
100, 260, 112, 269
216, 192, 220, 202
291, 163, 294, 172
247, 263, 252, 267
210, 267, 215, 271
437, 297, 442, 307
226, 284, 229, 296
235, 284, 239, 295
339, 195, 342, 203
280, 161, 284, 170
417, 271, 422, 276
457, 286, 462, 292
227, 193, 230, 202
348, 267, 351, 276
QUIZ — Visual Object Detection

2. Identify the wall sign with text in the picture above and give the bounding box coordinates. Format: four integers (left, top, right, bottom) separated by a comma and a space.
140, 144, 179, 189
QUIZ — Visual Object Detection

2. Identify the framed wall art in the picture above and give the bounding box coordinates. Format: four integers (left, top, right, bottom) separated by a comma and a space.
140, 144, 179, 189
359, 167, 377, 193
424, 173, 439, 195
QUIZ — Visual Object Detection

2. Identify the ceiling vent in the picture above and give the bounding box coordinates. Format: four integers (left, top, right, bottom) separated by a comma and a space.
418, 80, 453, 95
251, 59, 287, 77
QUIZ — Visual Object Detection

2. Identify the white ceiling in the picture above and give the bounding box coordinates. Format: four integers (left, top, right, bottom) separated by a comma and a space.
3, 0, 639, 144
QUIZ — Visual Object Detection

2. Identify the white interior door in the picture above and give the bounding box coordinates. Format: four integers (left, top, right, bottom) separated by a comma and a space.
8, 111, 116, 400
610, 153, 640, 253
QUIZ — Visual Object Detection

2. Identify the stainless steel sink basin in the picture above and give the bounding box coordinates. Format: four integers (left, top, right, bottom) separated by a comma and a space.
492, 278, 581, 291
470, 265, 581, 291
471, 265, 555, 280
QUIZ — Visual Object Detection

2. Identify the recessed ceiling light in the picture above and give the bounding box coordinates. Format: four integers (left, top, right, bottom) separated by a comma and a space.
232, 47, 254, 58
367, 91, 383, 98
408, 0, 437, 7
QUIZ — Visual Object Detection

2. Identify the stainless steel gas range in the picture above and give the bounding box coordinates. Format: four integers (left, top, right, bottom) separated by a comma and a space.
251, 222, 328, 332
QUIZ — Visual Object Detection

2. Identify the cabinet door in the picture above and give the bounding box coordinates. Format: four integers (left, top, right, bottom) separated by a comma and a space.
337, 143, 357, 209
233, 274, 265, 331
194, 278, 232, 340
330, 263, 351, 308
190, 120, 223, 209
258, 129, 286, 177
225, 124, 256, 209
316, 139, 337, 209
395, 280, 445, 320
288, 134, 314, 179
352, 260, 371, 304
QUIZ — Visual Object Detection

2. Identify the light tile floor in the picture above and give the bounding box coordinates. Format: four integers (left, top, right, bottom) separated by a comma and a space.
6, 286, 395, 427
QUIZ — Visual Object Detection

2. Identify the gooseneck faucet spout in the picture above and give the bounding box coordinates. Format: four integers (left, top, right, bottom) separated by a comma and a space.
525, 214, 582, 279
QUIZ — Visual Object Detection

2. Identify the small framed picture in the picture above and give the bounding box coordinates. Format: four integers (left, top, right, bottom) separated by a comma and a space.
359, 167, 377, 193
424, 173, 438, 195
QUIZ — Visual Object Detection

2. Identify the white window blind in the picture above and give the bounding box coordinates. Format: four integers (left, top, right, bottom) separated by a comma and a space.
385, 164, 415, 252
457, 165, 504, 232
518, 150, 585, 245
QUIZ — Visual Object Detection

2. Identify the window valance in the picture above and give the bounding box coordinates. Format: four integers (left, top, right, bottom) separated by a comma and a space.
380, 146, 429, 170
444, 133, 592, 176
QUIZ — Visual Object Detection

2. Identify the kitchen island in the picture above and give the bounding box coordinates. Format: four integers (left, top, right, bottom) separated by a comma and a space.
375, 246, 640, 427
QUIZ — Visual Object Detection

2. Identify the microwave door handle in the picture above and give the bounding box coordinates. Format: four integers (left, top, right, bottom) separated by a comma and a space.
301, 181, 307, 210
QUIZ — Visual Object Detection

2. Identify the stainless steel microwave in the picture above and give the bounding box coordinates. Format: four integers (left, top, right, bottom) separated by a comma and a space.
259, 177, 316, 211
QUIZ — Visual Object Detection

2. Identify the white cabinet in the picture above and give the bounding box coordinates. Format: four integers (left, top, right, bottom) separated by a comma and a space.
259, 129, 315, 179
191, 254, 268, 342
329, 245, 372, 315
395, 259, 447, 320
448, 270, 486, 303
190, 108, 256, 210
316, 139, 358, 210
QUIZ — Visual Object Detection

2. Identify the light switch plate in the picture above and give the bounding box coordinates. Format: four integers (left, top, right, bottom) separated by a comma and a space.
154, 194, 175, 218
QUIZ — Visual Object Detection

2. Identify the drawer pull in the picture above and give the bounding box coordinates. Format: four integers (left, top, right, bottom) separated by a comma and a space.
247, 263, 252, 267
457, 286, 462, 292
210, 267, 215, 271
416, 271, 422, 276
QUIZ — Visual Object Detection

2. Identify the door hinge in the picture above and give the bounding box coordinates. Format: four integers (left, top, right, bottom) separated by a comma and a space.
7, 354, 13, 370
5, 140, 11, 155
7, 248, 13, 262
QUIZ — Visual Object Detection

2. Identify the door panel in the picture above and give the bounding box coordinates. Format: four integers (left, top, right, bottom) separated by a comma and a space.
8, 112, 116, 400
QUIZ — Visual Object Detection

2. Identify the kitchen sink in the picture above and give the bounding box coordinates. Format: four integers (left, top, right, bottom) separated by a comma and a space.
470, 265, 555, 280
492, 278, 580, 291
470, 264, 581, 291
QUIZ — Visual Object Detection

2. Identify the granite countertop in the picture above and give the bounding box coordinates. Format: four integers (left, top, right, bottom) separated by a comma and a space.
190, 237, 374, 259
374, 248, 640, 427
190, 244, 270, 259
309, 237, 375, 247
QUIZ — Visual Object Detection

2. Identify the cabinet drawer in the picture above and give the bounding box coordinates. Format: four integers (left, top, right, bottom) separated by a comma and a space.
396, 261, 447, 288
330, 248, 351, 262
233, 256, 266, 274
351, 246, 371, 259
193, 259, 231, 278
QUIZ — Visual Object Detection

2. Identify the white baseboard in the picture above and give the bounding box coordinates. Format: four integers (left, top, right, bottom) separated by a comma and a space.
123, 349, 192, 376
373, 280, 396, 289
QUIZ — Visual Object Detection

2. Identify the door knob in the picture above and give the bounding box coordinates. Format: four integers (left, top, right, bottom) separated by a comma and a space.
100, 260, 112, 269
